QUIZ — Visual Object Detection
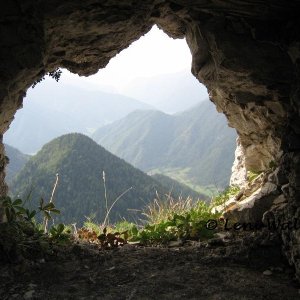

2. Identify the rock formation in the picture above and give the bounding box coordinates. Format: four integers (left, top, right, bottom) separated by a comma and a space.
0, 0, 299, 279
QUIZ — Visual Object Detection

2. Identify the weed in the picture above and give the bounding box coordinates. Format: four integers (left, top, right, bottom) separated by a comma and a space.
98, 227, 127, 249
210, 186, 240, 209
49, 223, 71, 244
247, 171, 262, 182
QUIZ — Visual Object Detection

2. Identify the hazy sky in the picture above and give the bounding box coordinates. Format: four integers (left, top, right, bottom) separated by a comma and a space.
60, 25, 194, 93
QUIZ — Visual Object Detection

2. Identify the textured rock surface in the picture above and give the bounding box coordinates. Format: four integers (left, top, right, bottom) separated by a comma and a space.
224, 182, 278, 223
0, 0, 300, 279
230, 137, 247, 187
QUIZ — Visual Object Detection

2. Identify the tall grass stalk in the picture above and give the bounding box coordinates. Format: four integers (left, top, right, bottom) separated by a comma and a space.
43, 173, 59, 233
102, 171, 108, 220
102, 186, 133, 228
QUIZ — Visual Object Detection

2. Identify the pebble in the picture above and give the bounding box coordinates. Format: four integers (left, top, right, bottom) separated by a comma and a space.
168, 240, 183, 248
24, 290, 35, 299
263, 270, 272, 276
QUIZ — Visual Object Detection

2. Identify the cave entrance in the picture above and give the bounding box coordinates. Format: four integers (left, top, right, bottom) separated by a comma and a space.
4, 25, 237, 225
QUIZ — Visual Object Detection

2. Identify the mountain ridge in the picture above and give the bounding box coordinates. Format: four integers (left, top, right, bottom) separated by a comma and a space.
93, 100, 237, 194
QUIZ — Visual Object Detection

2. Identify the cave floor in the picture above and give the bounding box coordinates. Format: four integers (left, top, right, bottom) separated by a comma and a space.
0, 236, 299, 300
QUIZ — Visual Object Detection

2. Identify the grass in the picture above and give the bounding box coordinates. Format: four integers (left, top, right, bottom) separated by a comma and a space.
77, 192, 223, 246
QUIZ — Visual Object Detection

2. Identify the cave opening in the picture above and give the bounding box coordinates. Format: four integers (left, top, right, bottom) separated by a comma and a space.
0, 0, 300, 285
4, 25, 237, 226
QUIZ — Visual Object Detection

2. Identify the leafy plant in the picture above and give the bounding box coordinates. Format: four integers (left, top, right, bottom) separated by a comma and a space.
97, 227, 128, 249
1, 197, 25, 222
49, 223, 71, 243
124, 197, 222, 245
39, 198, 60, 222
77, 227, 99, 243
0, 196, 61, 235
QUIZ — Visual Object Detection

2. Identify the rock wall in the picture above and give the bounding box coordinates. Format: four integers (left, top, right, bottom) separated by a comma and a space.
0, 0, 300, 277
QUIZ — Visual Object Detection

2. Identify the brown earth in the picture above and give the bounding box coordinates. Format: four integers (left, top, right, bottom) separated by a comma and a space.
0, 232, 299, 300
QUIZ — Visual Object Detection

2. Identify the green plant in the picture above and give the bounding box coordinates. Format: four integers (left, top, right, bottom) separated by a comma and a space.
39, 198, 60, 222
1, 197, 25, 222
126, 197, 221, 245
210, 186, 240, 209
247, 171, 262, 182
49, 223, 71, 243
1, 195, 61, 240
97, 227, 127, 249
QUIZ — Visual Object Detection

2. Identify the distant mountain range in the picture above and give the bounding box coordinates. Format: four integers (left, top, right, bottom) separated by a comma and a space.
121, 70, 208, 114
92, 100, 237, 195
9, 133, 206, 225
4, 80, 153, 154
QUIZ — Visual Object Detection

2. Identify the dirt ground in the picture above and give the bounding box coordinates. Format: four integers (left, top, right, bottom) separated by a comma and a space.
0, 233, 299, 300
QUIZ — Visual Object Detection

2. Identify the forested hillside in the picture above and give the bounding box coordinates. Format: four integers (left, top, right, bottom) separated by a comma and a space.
4, 144, 30, 184
93, 100, 237, 195
10, 133, 205, 225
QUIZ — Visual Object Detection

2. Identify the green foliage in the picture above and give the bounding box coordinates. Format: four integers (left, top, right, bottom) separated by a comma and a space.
0, 196, 66, 261
83, 216, 101, 235
38, 198, 60, 221
1, 197, 25, 222
247, 171, 262, 182
124, 198, 221, 244
0, 196, 61, 235
49, 223, 71, 243
210, 186, 240, 208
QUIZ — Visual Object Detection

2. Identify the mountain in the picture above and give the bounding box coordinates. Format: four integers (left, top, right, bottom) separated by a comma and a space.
4, 79, 153, 154
92, 100, 237, 195
10, 133, 205, 225
121, 70, 208, 114
4, 144, 30, 184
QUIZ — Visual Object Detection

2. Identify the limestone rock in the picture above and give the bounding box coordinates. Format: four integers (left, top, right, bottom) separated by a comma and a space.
230, 137, 247, 187
224, 182, 278, 223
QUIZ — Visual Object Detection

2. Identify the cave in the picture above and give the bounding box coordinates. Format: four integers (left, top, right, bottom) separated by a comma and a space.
0, 0, 300, 281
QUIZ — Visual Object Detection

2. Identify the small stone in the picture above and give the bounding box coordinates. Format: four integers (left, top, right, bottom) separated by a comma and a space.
214, 232, 231, 240
263, 270, 272, 276
24, 290, 35, 299
207, 238, 225, 247
168, 240, 183, 248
